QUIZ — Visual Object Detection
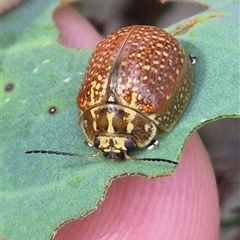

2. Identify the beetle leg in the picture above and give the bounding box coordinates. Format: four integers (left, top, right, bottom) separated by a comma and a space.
84, 140, 93, 147
147, 139, 159, 150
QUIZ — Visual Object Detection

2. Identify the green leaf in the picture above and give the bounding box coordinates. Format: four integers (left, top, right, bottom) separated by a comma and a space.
1, 0, 239, 239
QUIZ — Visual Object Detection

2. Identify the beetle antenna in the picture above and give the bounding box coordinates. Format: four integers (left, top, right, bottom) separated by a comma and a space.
139, 158, 178, 164
25, 150, 178, 164
123, 152, 178, 165
25, 150, 100, 157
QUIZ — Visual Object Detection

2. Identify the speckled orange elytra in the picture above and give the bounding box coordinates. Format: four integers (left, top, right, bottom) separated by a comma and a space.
26, 25, 196, 163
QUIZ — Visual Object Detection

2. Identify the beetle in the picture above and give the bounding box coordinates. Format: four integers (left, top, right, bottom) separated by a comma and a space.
26, 25, 196, 163
77, 25, 194, 161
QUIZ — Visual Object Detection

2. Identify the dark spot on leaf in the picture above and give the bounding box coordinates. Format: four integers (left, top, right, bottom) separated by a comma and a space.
48, 106, 57, 114
5, 83, 14, 92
